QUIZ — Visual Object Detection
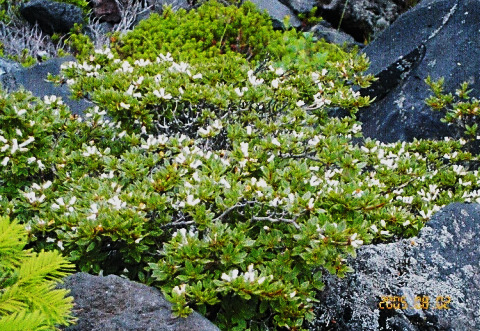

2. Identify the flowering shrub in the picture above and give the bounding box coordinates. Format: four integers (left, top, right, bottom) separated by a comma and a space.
2, 1, 480, 329
425, 76, 480, 152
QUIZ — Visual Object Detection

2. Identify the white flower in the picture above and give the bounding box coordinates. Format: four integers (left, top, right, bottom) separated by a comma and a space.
186, 195, 200, 206
108, 196, 126, 210
119, 102, 130, 109
192, 73, 203, 79
175, 153, 186, 164
16, 108, 27, 116
173, 284, 186, 296
271, 137, 281, 146
37, 160, 45, 170
1, 157, 9, 166
289, 291, 296, 298
211, 120, 222, 130
19, 136, 35, 148
190, 160, 202, 169
350, 233, 363, 248
240, 142, 249, 158
234, 87, 244, 97
243, 264, 255, 282
221, 269, 239, 282
198, 126, 212, 136
247, 70, 264, 86
158, 52, 173, 62
307, 198, 314, 210
370, 224, 378, 233
275, 67, 284, 76
296, 100, 305, 107
308, 135, 321, 146
134, 58, 151, 67
256, 178, 268, 188
153, 88, 172, 100
351, 123, 362, 134
219, 178, 231, 189
257, 276, 266, 284
271, 79, 279, 89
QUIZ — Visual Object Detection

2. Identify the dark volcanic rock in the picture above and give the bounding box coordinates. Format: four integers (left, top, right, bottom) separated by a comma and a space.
309, 21, 364, 49
2, 56, 91, 116
281, 0, 317, 14
357, 0, 480, 143
91, 0, 121, 23
249, 0, 302, 29
316, 0, 410, 42
20, 0, 84, 35
59, 273, 220, 331
307, 202, 480, 330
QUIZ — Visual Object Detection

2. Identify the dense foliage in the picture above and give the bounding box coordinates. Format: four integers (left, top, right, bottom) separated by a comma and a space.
0, 0, 479, 329
0, 216, 75, 330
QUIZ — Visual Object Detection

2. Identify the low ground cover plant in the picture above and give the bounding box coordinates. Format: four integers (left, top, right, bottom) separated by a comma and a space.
1, 0, 479, 329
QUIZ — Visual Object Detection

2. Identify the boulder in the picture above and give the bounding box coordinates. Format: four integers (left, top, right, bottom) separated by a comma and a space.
20, 0, 84, 35
249, 0, 302, 29
357, 0, 479, 143
280, 0, 317, 14
315, 0, 411, 42
59, 272, 220, 331
309, 21, 364, 49
307, 202, 480, 330
0, 57, 22, 91
91, 0, 122, 23
1, 56, 91, 116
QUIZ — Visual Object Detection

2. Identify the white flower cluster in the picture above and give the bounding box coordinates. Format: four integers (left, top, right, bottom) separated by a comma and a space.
51, 196, 77, 216
238, 142, 257, 167
0, 135, 35, 164
198, 119, 223, 137
172, 284, 187, 296
140, 134, 169, 150
221, 264, 271, 285
247, 70, 264, 86
172, 228, 198, 246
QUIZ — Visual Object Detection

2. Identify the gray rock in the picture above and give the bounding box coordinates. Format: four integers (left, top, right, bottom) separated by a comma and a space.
357, 0, 479, 143
91, 0, 121, 23
0, 57, 22, 91
0, 57, 21, 76
316, 0, 411, 42
281, 0, 317, 14
20, 0, 84, 35
309, 23, 364, 49
59, 273, 220, 331
5, 56, 91, 116
249, 0, 302, 29
307, 202, 480, 330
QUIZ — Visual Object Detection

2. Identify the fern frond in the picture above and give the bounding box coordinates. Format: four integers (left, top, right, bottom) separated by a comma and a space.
0, 216, 75, 329
0, 216, 30, 272
21, 282, 75, 326
0, 309, 51, 331
18, 250, 75, 285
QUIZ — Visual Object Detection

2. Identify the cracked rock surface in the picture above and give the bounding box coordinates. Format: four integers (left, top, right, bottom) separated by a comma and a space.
357, 0, 480, 144
307, 202, 480, 330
